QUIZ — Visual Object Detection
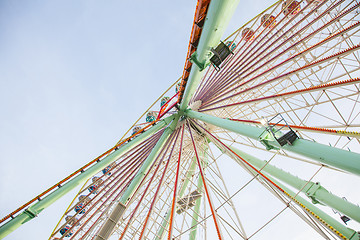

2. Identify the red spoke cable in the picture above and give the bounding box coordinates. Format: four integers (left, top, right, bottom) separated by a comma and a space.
186, 120, 223, 240
74, 130, 164, 211
79, 162, 145, 239
191, 119, 285, 191
191, 119, 351, 239
57, 130, 164, 239
197, 0, 325, 102
73, 156, 149, 239
58, 137, 159, 239
54, 135, 158, 239
201, 77, 360, 111
201, 33, 360, 111
118, 131, 178, 240
196, 0, 309, 102
167, 126, 185, 240
200, 0, 348, 105
126, 131, 177, 207
200, 1, 358, 108
192, 65, 216, 104
157, 92, 179, 120
79, 156, 150, 240
58, 159, 144, 240
74, 130, 163, 199
202, 15, 359, 109
138, 128, 181, 239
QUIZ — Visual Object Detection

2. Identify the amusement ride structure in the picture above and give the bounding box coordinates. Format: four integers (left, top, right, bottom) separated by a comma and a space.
1, 0, 360, 239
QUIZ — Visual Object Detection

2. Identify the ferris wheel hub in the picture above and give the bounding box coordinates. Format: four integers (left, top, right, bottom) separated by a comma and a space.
189, 100, 202, 111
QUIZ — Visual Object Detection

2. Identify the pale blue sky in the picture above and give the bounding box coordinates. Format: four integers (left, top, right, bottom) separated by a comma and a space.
0, 1, 285, 239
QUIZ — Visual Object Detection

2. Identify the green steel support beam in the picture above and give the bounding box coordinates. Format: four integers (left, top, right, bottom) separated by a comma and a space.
179, 0, 241, 110
179, 156, 198, 198
154, 210, 171, 240
154, 152, 200, 240
212, 140, 359, 239
0, 115, 176, 240
189, 147, 207, 240
185, 110, 360, 176
263, 178, 358, 239
94, 114, 180, 240
120, 114, 180, 204
227, 146, 360, 223
189, 175, 204, 240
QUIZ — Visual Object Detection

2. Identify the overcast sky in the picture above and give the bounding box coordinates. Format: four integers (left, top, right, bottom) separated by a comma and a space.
2, 1, 358, 240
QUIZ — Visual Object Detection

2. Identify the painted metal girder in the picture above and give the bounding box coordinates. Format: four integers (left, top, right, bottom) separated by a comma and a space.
185, 109, 360, 176
179, 0, 241, 110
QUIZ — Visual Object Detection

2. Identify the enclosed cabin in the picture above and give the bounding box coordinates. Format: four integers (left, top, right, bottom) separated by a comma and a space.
282, 0, 301, 16
132, 126, 142, 136
88, 176, 104, 194
102, 162, 116, 176
92, 176, 104, 185
74, 202, 86, 214
59, 225, 73, 237
146, 111, 157, 123
88, 184, 97, 194
261, 14, 276, 28
225, 41, 237, 52
175, 82, 181, 93
74, 195, 91, 214
88, 177, 104, 194
79, 195, 91, 203
160, 97, 170, 108
65, 215, 80, 226
242, 28, 255, 42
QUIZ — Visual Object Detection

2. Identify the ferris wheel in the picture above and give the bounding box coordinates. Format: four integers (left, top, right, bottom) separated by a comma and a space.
0, 0, 360, 239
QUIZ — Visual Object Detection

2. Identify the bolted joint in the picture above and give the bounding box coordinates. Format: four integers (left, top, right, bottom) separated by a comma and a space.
259, 139, 279, 150
258, 128, 283, 150
24, 208, 38, 219
177, 110, 185, 117
259, 130, 279, 150
305, 182, 323, 204
189, 52, 209, 71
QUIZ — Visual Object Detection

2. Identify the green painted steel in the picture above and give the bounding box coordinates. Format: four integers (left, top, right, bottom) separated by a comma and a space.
267, 179, 358, 239
0, 115, 175, 240
179, 0, 241, 111
213, 141, 359, 239
281, 140, 360, 176
179, 156, 198, 198
154, 144, 208, 240
119, 114, 180, 204
154, 156, 198, 240
94, 114, 180, 240
189, 175, 204, 240
186, 110, 264, 138
189, 147, 207, 240
185, 110, 360, 176
154, 210, 171, 240
229, 146, 360, 223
